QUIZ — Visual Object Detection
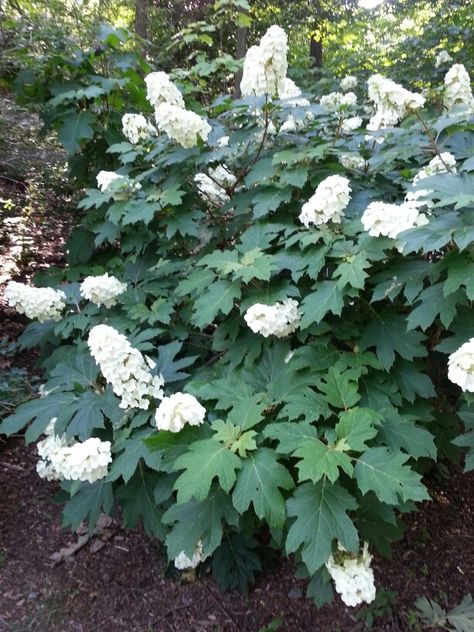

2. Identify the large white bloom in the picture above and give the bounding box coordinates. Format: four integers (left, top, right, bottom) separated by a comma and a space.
443, 64, 474, 113
341, 75, 358, 91
413, 152, 457, 183
145, 71, 185, 109
154, 103, 211, 148
326, 542, 376, 608
367, 74, 425, 130
80, 273, 127, 308
122, 113, 156, 144
174, 541, 209, 570
88, 324, 164, 410
341, 116, 363, 134
448, 339, 474, 392
278, 77, 310, 107
244, 298, 300, 338
36, 422, 112, 484
155, 392, 206, 433
435, 50, 452, 68
5, 281, 66, 322
194, 165, 236, 206
299, 175, 351, 227
361, 200, 428, 239
240, 25, 288, 97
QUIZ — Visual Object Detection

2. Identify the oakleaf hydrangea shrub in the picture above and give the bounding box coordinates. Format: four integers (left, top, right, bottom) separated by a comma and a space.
2, 24, 474, 608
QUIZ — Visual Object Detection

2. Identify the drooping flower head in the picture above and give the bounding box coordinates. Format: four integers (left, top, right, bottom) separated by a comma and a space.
122, 113, 156, 144
367, 74, 425, 130
145, 71, 185, 109
5, 281, 66, 322
443, 64, 474, 113
240, 25, 288, 97
361, 201, 428, 239
80, 273, 127, 308
154, 103, 211, 148
326, 542, 376, 607
88, 324, 164, 410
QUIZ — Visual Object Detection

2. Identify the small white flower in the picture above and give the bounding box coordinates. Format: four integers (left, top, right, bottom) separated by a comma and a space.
413, 152, 457, 183
80, 273, 127, 308
443, 64, 474, 113
174, 541, 208, 570
299, 175, 351, 227
341, 116, 362, 134
435, 50, 452, 68
244, 298, 300, 338
448, 339, 474, 392
5, 281, 66, 322
122, 113, 156, 144
96, 171, 141, 197
326, 542, 376, 608
340, 154, 366, 170
341, 76, 358, 91
155, 392, 206, 433
194, 165, 236, 206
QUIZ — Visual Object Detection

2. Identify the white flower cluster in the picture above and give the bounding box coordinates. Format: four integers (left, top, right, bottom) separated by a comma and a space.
80, 273, 127, 308
299, 175, 351, 227
194, 165, 236, 206
448, 339, 474, 392
443, 64, 474, 113
341, 116, 363, 134
145, 71, 185, 109
326, 542, 376, 607
413, 152, 457, 183
244, 298, 300, 338
154, 103, 211, 148
341, 75, 358, 91
88, 324, 164, 410
361, 200, 428, 239
96, 171, 141, 197
174, 541, 208, 570
240, 25, 288, 97
122, 113, 156, 144
340, 153, 366, 170
155, 392, 206, 433
435, 50, 452, 68
320, 91, 357, 112
367, 74, 425, 130
5, 281, 66, 322
37, 421, 112, 484
278, 77, 310, 107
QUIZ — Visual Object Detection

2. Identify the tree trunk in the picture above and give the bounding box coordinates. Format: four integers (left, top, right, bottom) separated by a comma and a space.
135, 0, 148, 39
233, 26, 248, 98
310, 37, 323, 67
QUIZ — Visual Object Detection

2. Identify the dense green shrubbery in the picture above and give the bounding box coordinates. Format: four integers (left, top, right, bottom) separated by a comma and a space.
2, 22, 474, 607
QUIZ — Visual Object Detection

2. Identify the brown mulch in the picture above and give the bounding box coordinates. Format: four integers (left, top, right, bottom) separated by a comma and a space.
0, 440, 472, 632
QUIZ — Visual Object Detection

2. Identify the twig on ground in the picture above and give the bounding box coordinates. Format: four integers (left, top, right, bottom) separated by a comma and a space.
151, 598, 204, 627
197, 578, 243, 631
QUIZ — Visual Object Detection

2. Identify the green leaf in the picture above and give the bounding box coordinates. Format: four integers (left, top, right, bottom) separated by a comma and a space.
354, 447, 430, 505
356, 493, 405, 557
62, 481, 113, 534
294, 439, 353, 484
360, 311, 427, 371
286, 480, 358, 573
300, 282, 345, 329
117, 470, 165, 538
232, 448, 294, 528
263, 421, 318, 454
66, 389, 122, 440
212, 533, 262, 592
452, 431, 474, 472
173, 439, 241, 502
192, 280, 241, 327
407, 284, 463, 331
0, 393, 77, 442
279, 388, 331, 423
334, 253, 370, 290
335, 408, 381, 452
108, 430, 163, 483
378, 408, 437, 459
252, 186, 293, 219
443, 253, 474, 300
163, 486, 239, 558
58, 111, 96, 153
318, 367, 360, 409
227, 394, 266, 431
